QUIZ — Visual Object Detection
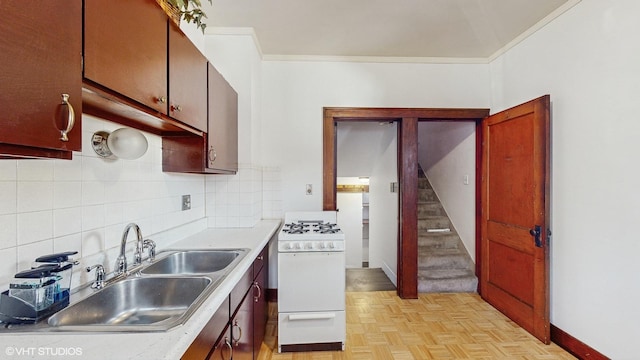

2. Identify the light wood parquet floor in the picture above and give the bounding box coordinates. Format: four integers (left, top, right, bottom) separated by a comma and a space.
258, 291, 576, 360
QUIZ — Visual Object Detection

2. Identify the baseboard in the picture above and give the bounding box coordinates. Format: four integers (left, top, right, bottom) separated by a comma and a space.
551, 324, 609, 360
381, 262, 397, 287
266, 288, 277, 302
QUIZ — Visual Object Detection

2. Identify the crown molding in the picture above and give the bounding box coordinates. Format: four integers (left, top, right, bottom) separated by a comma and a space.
204, 0, 581, 65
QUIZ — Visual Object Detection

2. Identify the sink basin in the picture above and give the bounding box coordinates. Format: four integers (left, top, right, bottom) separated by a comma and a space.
141, 249, 246, 275
48, 277, 211, 331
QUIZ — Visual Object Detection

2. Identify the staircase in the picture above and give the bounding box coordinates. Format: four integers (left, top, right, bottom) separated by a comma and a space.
417, 175, 478, 293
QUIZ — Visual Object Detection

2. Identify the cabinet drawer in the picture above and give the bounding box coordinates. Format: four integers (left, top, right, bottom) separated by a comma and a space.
277, 311, 346, 350
253, 246, 267, 279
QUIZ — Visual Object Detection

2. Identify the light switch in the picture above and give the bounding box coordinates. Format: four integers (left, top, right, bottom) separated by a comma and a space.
463, 175, 469, 185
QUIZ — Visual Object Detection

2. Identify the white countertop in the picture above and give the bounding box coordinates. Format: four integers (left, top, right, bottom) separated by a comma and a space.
0, 220, 281, 360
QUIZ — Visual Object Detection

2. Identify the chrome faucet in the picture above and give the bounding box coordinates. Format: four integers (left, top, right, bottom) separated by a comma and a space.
115, 223, 144, 275
86, 264, 105, 289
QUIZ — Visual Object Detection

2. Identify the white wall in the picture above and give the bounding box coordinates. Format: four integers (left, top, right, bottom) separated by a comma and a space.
418, 122, 476, 260
203, 34, 265, 227
489, 0, 640, 357
261, 61, 490, 213
0, 115, 207, 290
368, 123, 399, 285
336, 186, 363, 268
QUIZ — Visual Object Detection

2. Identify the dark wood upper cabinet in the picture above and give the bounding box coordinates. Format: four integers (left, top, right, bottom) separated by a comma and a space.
0, 0, 82, 159
207, 64, 239, 173
162, 64, 238, 174
84, 0, 168, 114
169, 24, 208, 132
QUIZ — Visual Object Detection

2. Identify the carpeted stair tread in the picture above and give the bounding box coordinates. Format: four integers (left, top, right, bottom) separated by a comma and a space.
418, 216, 452, 228
418, 234, 460, 249
418, 202, 446, 217
417, 174, 477, 293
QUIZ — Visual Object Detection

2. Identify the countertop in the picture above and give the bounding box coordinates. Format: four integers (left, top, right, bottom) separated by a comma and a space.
0, 220, 281, 360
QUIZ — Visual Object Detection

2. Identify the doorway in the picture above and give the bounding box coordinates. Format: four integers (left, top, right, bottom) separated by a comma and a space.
323, 107, 489, 298
335, 121, 399, 286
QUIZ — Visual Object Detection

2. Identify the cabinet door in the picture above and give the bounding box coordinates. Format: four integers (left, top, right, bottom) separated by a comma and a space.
182, 297, 230, 360
0, 0, 82, 156
169, 24, 208, 132
84, 0, 168, 114
231, 289, 254, 360
206, 326, 232, 360
253, 265, 268, 356
207, 64, 238, 173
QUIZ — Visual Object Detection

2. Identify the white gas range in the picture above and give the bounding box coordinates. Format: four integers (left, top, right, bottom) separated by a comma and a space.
277, 211, 346, 352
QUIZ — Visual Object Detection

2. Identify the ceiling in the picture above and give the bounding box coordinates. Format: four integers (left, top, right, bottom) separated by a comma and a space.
203, 0, 578, 62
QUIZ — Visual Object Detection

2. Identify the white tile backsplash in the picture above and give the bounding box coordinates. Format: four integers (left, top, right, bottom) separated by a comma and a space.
53, 181, 82, 209
17, 159, 54, 181
0, 114, 275, 291
0, 161, 17, 181
53, 207, 83, 238
0, 214, 17, 250
0, 181, 17, 215
17, 181, 53, 212
17, 210, 53, 245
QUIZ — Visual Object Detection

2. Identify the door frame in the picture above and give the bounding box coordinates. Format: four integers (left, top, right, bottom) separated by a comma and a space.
323, 107, 489, 298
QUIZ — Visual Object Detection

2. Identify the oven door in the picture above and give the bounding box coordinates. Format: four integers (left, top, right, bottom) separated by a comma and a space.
278, 251, 345, 312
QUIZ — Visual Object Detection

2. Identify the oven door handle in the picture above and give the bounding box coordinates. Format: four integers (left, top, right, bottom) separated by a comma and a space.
288, 313, 336, 321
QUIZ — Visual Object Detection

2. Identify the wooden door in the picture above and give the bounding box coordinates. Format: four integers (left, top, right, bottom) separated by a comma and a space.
480, 95, 550, 343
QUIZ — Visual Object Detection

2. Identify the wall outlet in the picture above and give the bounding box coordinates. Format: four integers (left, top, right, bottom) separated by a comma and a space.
182, 195, 191, 210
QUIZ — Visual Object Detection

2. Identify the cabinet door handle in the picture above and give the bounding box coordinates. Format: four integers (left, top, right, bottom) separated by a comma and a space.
253, 281, 261, 303
59, 93, 75, 142
155, 96, 166, 104
221, 336, 233, 360
232, 319, 242, 346
170, 104, 182, 112
208, 147, 217, 165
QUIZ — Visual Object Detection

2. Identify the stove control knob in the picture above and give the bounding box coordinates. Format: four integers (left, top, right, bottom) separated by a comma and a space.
328, 242, 335, 249
319, 242, 325, 249
284, 243, 292, 250
294, 242, 301, 250
305, 242, 313, 249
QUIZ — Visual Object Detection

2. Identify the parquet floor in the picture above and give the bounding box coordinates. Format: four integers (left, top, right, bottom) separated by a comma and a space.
258, 291, 576, 360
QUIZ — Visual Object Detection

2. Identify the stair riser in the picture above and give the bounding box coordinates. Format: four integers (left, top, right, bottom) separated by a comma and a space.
418, 178, 432, 189
417, 277, 478, 293
418, 189, 437, 202
418, 203, 446, 217
418, 235, 460, 249
418, 217, 451, 230
419, 254, 471, 269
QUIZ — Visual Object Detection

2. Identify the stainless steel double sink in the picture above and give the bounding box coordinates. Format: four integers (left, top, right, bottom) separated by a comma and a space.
46, 249, 248, 332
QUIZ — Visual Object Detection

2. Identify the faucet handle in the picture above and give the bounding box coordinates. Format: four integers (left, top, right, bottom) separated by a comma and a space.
86, 264, 105, 289
143, 239, 156, 262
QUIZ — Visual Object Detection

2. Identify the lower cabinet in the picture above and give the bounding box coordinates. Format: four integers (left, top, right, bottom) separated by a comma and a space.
230, 285, 254, 360
207, 326, 232, 360
183, 243, 269, 360
182, 297, 230, 360
253, 255, 268, 356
